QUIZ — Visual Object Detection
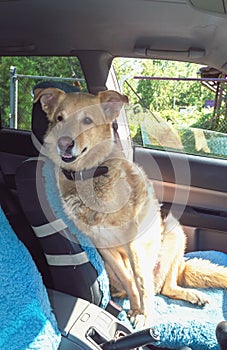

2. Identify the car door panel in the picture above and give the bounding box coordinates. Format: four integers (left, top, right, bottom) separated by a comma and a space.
134, 146, 227, 253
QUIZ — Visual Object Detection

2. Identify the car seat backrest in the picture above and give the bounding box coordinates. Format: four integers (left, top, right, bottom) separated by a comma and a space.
15, 81, 103, 305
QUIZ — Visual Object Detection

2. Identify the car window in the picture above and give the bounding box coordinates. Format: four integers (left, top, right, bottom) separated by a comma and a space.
113, 58, 227, 160
0, 56, 87, 130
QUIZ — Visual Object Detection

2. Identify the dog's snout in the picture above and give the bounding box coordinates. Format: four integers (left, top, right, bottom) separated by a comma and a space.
58, 136, 74, 151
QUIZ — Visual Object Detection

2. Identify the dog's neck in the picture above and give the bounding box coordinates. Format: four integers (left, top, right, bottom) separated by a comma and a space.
61, 165, 109, 181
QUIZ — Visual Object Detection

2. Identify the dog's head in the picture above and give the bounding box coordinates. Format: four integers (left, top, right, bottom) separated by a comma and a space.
34, 88, 128, 171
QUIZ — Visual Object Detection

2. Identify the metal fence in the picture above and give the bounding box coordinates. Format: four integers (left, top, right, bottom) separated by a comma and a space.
9, 66, 227, 133
9, 66, 83, 130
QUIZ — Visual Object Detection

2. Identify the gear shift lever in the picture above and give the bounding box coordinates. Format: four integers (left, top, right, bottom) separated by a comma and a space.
100, 327, 160, 350
216, 321, 227, 350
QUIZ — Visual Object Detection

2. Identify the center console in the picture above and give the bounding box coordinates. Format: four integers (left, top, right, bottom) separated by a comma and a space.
48, 289, 160, 350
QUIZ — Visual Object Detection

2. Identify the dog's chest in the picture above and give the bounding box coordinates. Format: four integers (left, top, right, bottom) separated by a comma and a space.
59, 170, 135, 224
62, 169, 130, 206
58, 161, 160, 248
61, 187, 137, 248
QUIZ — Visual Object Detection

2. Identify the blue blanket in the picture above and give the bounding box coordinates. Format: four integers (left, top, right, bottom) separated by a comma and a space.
0, 207, 61, 350
43, 159, 227, 350
115, 253, 227, 350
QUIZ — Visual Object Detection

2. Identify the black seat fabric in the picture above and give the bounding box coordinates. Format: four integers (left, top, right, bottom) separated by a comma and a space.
15, 81, 102, 305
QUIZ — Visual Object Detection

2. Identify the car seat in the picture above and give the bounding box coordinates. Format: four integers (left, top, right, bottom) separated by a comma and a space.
15, 81, 103, 305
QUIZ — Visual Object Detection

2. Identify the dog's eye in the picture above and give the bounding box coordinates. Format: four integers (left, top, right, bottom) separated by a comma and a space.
56, 115, 64, 122
83, 116, 93, 125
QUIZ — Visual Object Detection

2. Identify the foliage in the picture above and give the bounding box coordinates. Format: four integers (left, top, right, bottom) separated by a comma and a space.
113, 58, 216, 127
113, 58, 227, 158
1, 55, 227, 157
0, 57, 85, 128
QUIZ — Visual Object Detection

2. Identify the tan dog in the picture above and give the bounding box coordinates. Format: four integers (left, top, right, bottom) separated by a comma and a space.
34, 88, 227, 328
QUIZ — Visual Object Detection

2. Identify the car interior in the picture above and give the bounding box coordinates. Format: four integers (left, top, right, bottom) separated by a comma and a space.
0, 1, 227, 349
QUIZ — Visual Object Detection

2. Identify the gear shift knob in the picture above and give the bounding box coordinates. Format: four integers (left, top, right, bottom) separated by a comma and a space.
100, 327, 160, 350
216, 321, 227, 350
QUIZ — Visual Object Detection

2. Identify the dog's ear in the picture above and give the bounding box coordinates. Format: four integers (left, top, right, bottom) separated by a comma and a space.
98, 90, 128, 122
33, 88, 65, 117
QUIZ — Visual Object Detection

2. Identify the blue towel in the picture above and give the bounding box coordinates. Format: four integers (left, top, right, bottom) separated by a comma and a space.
43, 159, 227, 350
115, 251, 227, 350
0, 207, 61, 350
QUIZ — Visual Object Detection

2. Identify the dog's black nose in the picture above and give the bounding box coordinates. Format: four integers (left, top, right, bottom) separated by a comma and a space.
57, 136, 74, 151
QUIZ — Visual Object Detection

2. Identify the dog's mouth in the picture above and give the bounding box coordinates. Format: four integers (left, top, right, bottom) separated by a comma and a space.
61, 153, 77, 163
57, 137, 87, 163
61, 148, 87, 163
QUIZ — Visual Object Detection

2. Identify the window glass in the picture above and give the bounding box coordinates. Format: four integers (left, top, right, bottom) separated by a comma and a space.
113, 58, 227, 159
0, 56, 86, 130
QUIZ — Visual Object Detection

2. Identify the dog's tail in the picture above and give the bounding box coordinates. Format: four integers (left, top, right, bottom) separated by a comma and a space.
162, 213, 227, 289
179, 257, 227, 289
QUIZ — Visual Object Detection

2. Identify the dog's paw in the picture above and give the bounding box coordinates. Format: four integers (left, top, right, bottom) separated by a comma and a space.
133, 314, 146, 329
187, 289, 209, 306
128, 309, 144, 328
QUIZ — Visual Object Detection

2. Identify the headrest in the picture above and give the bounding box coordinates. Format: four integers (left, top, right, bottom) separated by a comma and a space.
31, 81, 80, 152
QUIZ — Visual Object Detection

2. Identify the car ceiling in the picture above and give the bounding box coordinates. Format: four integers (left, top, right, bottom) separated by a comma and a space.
1, 0, 227, 73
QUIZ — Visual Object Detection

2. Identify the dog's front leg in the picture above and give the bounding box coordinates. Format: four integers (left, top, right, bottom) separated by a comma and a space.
99, 247, 141, 313
126, 238, 158, 329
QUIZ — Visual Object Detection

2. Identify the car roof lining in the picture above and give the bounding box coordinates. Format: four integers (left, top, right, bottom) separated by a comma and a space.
1, 0, 227, 73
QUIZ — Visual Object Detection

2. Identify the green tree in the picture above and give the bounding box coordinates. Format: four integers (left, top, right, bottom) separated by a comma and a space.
113, 57, 221, 151
136, 60, 214, 112
0, 57, 85, 128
